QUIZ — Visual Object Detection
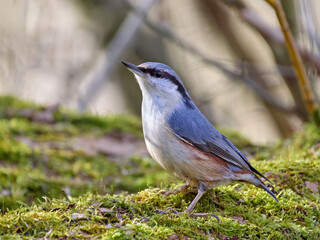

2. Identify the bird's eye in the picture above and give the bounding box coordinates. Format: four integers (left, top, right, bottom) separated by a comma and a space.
154, 70, 163, 78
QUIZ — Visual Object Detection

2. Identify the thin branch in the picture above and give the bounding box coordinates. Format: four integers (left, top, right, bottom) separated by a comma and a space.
76, 0, 157, 111
222, 0, 309, 119
264, 0, 318, 114
224, 0, 320, 75
241, 8, 320, 75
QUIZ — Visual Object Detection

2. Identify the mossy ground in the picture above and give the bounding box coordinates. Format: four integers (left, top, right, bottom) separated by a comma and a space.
0, 96, 319, 239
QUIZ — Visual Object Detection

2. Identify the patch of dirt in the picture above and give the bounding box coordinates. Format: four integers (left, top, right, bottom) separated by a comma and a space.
73, 133, 148, 158
17, 132, 148, 159
305, 181, 319, 193
5, 104, 60, 124
231, 216, 246, 224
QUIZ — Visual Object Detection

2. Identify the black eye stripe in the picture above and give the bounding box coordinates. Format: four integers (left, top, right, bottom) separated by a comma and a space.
138, 67, 194, 108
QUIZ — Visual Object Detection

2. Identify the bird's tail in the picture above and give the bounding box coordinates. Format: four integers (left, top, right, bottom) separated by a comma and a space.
236, 173, 279, 202
258, 181, 279, 202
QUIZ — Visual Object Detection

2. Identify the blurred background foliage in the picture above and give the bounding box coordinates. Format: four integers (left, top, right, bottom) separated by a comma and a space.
0, 0, 319, 144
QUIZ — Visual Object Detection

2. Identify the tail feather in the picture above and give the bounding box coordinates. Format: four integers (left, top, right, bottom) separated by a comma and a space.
248, 164, 272, 184
259, 182, 279, 202
233, 172, 279, 202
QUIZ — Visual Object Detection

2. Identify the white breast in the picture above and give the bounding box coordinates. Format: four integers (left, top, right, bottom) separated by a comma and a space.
141, 94, 190, 180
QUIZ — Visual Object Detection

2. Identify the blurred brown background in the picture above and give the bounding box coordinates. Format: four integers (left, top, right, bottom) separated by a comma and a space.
0, 0, 319, 144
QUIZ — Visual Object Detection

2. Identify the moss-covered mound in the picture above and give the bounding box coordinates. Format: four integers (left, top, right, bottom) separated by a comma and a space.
0, 96, 319, 239
0, 96, 173, 211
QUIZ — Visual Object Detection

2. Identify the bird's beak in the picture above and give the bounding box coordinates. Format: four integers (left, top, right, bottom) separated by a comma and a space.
121, 61, 145, 77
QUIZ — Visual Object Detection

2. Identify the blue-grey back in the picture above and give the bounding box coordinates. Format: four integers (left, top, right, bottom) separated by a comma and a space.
168, 102, 220, 143
167, 102, 264, 176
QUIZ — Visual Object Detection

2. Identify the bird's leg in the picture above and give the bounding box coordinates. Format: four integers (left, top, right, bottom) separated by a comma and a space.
162, 184, 197, 196
156, 184, 195, 215
157, 183, 220, 221
184, 183, 207, 214
185, 184, 220, 221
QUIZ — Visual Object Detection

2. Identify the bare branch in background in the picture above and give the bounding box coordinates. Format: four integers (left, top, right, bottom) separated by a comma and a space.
225, 0, 320, 74
202, 0, 299, 135
298, 1, 320, 53
222, 0, 319, 120
124, 1, 295, 115
263, 0, 318, 114
76, 0, 157, 111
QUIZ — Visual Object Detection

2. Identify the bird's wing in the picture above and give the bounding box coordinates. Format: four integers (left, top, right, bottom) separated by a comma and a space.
167, 106, 269, 181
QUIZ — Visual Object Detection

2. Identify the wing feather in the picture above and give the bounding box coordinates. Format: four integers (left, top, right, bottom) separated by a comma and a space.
168, 105, 270, 182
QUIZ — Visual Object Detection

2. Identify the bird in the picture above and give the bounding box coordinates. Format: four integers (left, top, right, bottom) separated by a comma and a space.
121, 61, 278, 217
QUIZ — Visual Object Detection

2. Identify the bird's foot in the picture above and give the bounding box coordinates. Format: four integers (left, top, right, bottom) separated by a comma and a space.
162, 184, 198, 196
154, 208, 220, 222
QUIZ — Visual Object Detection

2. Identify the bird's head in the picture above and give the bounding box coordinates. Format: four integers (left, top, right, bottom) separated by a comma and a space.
122, 61, 193, 109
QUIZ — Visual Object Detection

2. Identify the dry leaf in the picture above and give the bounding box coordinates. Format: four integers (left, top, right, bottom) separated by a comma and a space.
305, 181, 319, 193
166, 234, 179, 240
92, 202, 100, 207
98, 208, 113, 215
232, 216, 246, 224
140, 217, 149, 222
71, 213, 87, 220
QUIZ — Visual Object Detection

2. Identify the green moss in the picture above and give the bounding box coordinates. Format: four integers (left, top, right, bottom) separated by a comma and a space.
1, 183, 319, 239
0, 96, 170, 214
0, 96, 39, 115
0, 96, 319, 239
